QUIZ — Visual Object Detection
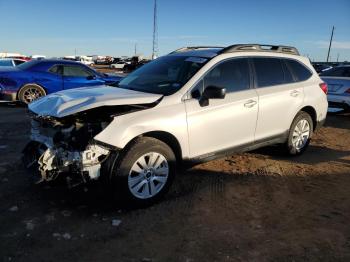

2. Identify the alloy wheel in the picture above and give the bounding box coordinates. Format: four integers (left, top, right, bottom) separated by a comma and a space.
23, 87, 44, 103
292, 119, 310, 151
128, 152, 169, 199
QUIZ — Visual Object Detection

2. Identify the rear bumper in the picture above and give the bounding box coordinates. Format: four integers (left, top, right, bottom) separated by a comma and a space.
327, 94, 350, 109
328, 101, 350, 111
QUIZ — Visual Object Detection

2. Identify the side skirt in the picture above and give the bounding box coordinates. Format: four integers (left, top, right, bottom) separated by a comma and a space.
183, 132, 288, 167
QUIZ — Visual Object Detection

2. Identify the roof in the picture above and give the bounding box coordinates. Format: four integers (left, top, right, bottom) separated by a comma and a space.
169, 44, 300, 58
35, 59, 81, 65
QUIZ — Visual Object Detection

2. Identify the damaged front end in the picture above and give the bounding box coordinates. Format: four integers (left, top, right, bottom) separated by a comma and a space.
23, 104, 151, 187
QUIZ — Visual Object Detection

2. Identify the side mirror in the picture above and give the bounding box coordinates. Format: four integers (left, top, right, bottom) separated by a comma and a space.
199, 85, 226, 106
87, 75, 96, 80
203, 85, 226, 99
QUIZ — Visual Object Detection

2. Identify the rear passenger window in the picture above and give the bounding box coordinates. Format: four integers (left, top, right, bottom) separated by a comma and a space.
253, 58, 285, 87
204, 58, 250, 93
285, 59, 312, 81
63, 65, 93, 77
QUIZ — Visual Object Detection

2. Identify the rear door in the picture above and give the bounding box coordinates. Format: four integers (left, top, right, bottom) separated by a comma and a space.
252, 57, 305, 141
62, 64, 104, 90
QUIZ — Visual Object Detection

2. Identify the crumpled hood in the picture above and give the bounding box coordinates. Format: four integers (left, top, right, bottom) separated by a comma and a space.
28, 85, 162, 118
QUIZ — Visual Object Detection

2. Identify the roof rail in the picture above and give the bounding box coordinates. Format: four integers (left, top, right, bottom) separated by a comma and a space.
170, 46, 224, 54
219, 44, 300, 56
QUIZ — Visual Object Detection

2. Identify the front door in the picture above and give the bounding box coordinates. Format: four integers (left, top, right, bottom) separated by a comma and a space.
63, 65, 104, 90
185, 58, 259, 158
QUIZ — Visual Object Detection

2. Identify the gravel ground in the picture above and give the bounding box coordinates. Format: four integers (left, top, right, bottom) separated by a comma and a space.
0, 105, 349, 262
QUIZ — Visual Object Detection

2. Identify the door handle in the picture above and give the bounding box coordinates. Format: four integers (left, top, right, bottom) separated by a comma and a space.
290, 90, 300, 97
244, 100, 257, 108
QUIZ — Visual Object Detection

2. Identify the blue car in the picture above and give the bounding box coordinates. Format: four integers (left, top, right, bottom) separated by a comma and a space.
0, 59, 122, 104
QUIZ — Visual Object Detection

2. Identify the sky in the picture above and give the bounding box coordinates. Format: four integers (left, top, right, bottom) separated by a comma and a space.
1, 0, 350, 61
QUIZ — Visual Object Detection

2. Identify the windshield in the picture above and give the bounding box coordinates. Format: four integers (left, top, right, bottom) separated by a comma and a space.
118, 55, 208, 95
17, 60, 41, 70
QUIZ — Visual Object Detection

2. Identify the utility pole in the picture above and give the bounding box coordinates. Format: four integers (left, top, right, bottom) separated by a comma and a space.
134, 43, 137, 56
326, 26, 335, 62
337, 53, 339, 63
152, 0, 158, 59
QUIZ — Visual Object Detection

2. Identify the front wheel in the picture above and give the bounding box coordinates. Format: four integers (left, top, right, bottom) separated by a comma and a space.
285, 111, 313, 155
18, 84, 46, 104
108, 137, 176, 206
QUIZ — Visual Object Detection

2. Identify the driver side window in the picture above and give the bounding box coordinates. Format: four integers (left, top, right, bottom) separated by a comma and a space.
191, 58, 250, 98
204, 58, 250, 93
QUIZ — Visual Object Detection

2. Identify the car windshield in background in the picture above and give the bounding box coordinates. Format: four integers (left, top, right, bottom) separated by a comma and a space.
319, 66, 350, 77
17, 60, 40, 70
118, 56, 208, 95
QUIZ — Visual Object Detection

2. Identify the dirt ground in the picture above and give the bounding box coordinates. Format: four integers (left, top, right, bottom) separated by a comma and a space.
0, 105, 350, 262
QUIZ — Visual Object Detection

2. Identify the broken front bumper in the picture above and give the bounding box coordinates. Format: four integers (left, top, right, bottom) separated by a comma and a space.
24, 124, 111, 187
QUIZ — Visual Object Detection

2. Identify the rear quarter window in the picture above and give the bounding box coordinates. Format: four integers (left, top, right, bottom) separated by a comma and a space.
285, 59, 312, 82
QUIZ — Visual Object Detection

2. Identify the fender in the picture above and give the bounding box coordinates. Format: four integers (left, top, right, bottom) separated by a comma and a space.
94, 101, 190, 159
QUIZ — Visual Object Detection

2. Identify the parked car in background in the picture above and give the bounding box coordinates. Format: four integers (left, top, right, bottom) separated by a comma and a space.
0, 59, 122, 104
0, 58, 27, 67
312, 63, 333, 74
123, 59, 150, 73
77, 56, 94, 67
6, 56, 31, 61
63, 56, 94, 67
31, 55, 46, 60
24, 44, 328, 205
110, 61, 130, 70
320, 65, 350, 112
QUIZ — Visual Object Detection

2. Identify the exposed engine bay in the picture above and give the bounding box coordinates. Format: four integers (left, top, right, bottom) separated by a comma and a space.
23, 104, 155, 187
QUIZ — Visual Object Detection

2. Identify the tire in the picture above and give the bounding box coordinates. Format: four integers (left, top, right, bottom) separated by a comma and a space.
18, 84, 46, 104
285, 111, 313, 155
108, 137, 176, 206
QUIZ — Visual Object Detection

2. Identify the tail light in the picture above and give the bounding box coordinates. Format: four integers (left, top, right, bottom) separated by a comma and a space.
345, 88, 350, 94
319, 82, 328, 94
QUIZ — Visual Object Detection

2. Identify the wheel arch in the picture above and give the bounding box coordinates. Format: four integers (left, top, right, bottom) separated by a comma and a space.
299, 106, 317, 130
123, 131, 183, 163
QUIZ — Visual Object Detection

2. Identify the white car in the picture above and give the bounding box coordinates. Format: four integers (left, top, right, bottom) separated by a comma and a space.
24, 44, 328, 205
320, 65, 350, 112
110, 61, 129, 70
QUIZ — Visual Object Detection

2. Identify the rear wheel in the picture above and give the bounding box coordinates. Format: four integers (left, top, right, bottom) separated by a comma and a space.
18, 84, 46, 104
285, 111, 313, 155
108, 137, 176, 206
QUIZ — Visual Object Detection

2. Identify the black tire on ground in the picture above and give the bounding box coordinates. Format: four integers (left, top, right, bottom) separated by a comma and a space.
285, 111, 314, 155
18, 84, 46, 104
107, 137, 176, 206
